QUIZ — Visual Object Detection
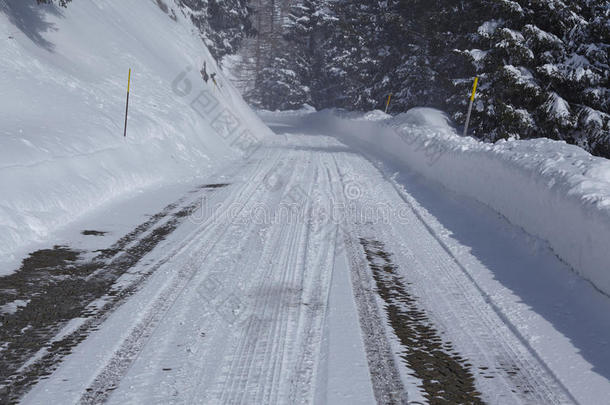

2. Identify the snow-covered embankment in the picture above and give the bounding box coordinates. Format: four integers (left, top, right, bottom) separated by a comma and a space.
272, 108, 610, 296
0, 0, 270, 265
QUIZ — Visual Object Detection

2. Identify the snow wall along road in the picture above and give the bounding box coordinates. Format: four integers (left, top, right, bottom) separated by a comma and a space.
0, 0, 271, 267
270, 108, 610, 297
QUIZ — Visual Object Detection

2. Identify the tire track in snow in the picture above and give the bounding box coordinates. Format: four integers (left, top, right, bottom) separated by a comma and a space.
206, 144, 346, 404
160, 152, 304, 403
77, 151, 288, 404
330, 152, 409, 404
359, 237, 484, 404
18, 132, 580, 404
286, 153, 340, 403
213, 151, 320, 404
338, 151, 575, 404
0, 181, 229, 403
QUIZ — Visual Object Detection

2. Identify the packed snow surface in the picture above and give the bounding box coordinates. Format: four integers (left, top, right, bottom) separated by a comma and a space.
19, 110, 610, 404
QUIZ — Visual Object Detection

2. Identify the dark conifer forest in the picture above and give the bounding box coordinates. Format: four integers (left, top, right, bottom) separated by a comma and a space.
235, 0, 609, 157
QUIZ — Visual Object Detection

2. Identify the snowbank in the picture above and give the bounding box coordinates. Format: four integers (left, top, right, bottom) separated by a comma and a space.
271, 108, 610, 296
0, 0, 270, 262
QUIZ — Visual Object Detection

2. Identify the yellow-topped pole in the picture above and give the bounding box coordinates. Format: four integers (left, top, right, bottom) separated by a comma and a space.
470, 77, 478, 101
124, 68, 131, 138
463, 76, 479, 136
385, 93, 392, 113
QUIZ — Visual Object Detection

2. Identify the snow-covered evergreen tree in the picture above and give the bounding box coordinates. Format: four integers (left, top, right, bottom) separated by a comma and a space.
178, 0, 255, 60
246, 0, 333, 109
321, 0, 380, 109
251, 56, 310, 110
452, 0, 609, 151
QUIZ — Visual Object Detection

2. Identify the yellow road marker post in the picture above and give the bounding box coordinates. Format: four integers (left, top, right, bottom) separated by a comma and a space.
463, 76, 478, 136
385, 93, 392, 114
123, 68, 131, 138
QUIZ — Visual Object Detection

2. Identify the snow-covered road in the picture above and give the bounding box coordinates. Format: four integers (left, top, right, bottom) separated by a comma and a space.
10, 117, 610, 404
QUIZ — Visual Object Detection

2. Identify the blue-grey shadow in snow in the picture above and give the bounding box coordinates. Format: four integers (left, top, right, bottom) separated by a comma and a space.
0, 0, 64, 51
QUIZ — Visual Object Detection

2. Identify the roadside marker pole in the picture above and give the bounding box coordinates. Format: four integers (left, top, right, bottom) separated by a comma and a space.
124, 68, 131, 138
463, 76, 478, 136
385, 93, 392, 114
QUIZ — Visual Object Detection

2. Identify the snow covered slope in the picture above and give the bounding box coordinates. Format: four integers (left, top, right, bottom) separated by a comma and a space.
0, 0, 270, 265
261, 108, 610, 296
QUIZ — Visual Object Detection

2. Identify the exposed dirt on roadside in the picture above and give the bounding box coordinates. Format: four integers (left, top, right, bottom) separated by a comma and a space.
198, 183, 230, 189
360, 238, 484, 405
0, 188, 221, 403
81, 230, 107, 236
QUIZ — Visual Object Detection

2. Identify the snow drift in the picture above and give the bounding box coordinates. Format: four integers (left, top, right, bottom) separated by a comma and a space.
0, 0, 270, 264
263, 108, 610, 296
